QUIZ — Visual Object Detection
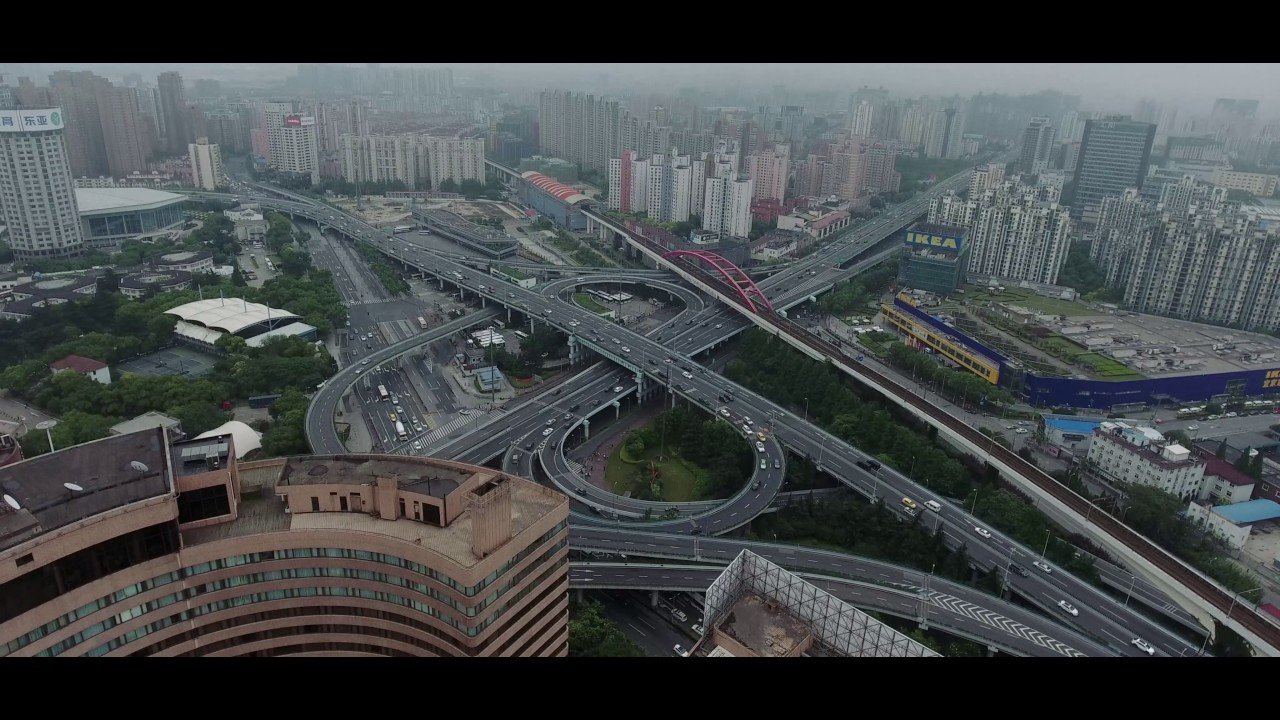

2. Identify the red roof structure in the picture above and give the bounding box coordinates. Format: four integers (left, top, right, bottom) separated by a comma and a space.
49, 354, 108, 373
520, 172, 590, 205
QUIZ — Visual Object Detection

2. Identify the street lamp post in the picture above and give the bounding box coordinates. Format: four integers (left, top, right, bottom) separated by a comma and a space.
1125, 575, 1137, 607
1227, 586, 1262, 618
1040, 529, 1051, 559
804, 396, 809, 424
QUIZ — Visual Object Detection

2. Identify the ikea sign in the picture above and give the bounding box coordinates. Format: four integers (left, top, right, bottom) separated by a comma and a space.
905, 230, 962, 253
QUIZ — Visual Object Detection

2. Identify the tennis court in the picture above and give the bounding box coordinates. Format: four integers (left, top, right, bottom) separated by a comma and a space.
115, 346, 218, 378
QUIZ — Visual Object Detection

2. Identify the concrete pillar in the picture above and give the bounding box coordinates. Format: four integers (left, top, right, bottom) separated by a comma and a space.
970, 566, 979, 583
568, 336, 580, 365
986, 646, 997, 657
576, 588, 585, 603
439, 277, 445, 290
507, 307, 512, 324
615, 402, 621, 419
583, 419, 590, 439
650, 591, 660, 608
529, 318, 535, 334
481, 296, 486, 308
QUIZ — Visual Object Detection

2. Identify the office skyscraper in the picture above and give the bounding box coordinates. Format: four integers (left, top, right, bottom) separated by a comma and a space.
1073, 115, 1156, 226
1019, 117, 1056, 175
0, 107, 85, 261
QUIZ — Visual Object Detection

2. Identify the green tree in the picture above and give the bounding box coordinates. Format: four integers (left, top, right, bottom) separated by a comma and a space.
568, 599, 643, 657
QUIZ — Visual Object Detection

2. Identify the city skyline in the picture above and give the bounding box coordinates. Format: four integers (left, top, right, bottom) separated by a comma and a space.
3, 63, 1280, 114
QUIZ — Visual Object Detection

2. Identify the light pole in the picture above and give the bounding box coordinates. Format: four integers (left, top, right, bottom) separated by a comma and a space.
36, 420, 58, 454
1040, 529, 1051, 559
803, 396, 809, 423
1227, 586, 1262, 618
1124, 575, 1137, 607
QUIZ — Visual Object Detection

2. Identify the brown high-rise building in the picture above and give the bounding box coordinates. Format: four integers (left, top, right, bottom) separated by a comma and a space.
0, 429, 569, 657
96, 86, 151, 178
157, 71, 191, 157
49, 70, 110, 177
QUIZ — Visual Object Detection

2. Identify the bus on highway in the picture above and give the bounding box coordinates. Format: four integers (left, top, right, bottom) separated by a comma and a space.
377, 385, 389, 401
394, 225, 413, 234
514, 330, 529, 340
395, 421, 408, 441
417, 316, 428, 330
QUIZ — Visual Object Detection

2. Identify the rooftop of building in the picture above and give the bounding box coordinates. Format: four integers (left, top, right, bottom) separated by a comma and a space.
74, 187, 186, 215
1210, 499, 1280, 525
49, 354, 107, 373
109, 411, 182, 437
119, 270, 192, 290
193, 421, 261, 459
1044, 417, 1107, 435
715, 592, 813, 657
1196, 449, 1257, 487
1094, 422, 1201, 469
0, 428, 172, 553
520, 172, 590, 206
186, 455, 565, 569
164, 298, 301, 335
169, 434, 234, 479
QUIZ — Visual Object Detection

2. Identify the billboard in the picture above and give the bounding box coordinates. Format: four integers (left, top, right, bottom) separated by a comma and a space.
284, 115, 315, 128
0, 108, 65, 133
905, 228, 964, 253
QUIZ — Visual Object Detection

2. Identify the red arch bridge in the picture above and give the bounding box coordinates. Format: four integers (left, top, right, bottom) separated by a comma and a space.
661, 250, 774, 314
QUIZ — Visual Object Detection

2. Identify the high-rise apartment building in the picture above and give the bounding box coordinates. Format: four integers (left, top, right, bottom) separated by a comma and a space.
97, 86, 151, 179
925, 108, 965, 159
341, 134, 424, 189
899, 104, 928, 147
969, 162, 1005, 197
851, 100, 875, 138
646, 149, 692, 223
0, 430, 569, 657
157, 72, 192, 157
1089, 187, 1158, 288
864, 141, 900, 195
703, 170, 753, 238
537, 89, 622, 174
608, 149, 640, 213
264, 103, 319, 184
422, 137, 485, 190
1019, 117, 1056, 175
48, 71, 109, 178
1073, 115, 1156, 226
746, 145, 789, 203
0, 107, 85, 261
188, 137, 225, 190
929, 179, 1073, 284
204, 110, 247, 155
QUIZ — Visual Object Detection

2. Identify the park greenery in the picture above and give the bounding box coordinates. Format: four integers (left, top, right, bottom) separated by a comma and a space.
1055, 242, 1124, 302
0, 237, 345, 459
615, 406, 754, 502
816, 260, 899, 316
725, 328, 1100, 580
568, 598, 643, 657
24, 209, 243, 274
489, 324, 568, 378
885, 343, 1016, 407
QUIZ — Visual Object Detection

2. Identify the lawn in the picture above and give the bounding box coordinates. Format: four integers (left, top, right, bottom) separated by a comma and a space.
604, 444, 700, 502
966, 285, 1093, 317
574, 293, 613, 315
1075, 352, 1145, 380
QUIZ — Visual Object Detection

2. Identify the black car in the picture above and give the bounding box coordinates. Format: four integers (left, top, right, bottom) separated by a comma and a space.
525, 442, 534, 451
553, 389, 562, 395
690, 526, 703, 535
575, 487, 588, 495
1009, 564, 1030, 577
673, 383, 683, 390
570, 404, 580, 411
855, 459, 881, 471
591, 399, 600, 406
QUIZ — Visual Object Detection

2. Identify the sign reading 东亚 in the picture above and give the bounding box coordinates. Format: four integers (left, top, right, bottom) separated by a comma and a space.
0, 108, 65, 133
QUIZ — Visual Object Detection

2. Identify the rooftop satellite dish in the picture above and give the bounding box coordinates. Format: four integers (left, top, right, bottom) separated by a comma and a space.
64, 482, 84, 492
130, 461, 149, 473
3, 494, 20, 511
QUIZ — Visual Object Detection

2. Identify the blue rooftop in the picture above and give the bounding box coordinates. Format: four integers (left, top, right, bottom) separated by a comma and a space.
1214, 499, 1280, 525
1045, 417, 1104, 435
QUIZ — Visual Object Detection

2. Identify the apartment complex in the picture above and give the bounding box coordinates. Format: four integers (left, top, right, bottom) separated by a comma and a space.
928, 178, 1073, 284
0, 429, 569, 657
1019, 117, 1056, 175
1211, 168, 1278, 197
1086, 422, 1205, 501
746, 145, 789, 203
0, 108, 85, 261
924, 108, 965, 159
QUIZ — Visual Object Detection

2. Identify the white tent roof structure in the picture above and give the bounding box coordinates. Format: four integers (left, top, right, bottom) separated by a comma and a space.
194, 420, 262, 459
165, 298, 300, 335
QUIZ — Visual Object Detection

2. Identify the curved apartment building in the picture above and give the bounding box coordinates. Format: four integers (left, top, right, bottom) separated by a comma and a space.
0, 428, 569, 657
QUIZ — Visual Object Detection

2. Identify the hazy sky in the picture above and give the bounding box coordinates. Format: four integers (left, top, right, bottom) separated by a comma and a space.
3, 63, 1277, 115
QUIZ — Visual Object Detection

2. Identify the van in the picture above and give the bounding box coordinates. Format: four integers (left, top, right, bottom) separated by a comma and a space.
924, 500, 942, 513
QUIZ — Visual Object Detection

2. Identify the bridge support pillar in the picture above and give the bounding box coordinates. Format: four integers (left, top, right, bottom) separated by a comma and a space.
481, 297, 486, 308
568, 336, 581, 365
583, 419, 590, 440
986, 646, 997, 657
650, 591, 660, 608
970, 566, 979, 583
576, 588, 585, 603
615, 402, 621, 420
507, 307, 512, 324
439, 277, 445, 291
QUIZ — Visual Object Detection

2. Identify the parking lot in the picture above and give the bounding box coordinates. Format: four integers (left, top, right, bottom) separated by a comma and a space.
115, 346, 218, 378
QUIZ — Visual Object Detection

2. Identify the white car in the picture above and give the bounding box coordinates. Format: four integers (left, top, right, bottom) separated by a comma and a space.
412, 441, 422, 450
612, 386, 624, 393
743, 417, 753, 425
1057, 600, 1079, 617
674, 644, 689, 657
973, 526, 992, 539
460, 409, 472, 416
1033, 560, 1052, 574
1187, 424, 1200, 431
621, 347, 630, 353
1131, 638, 1155, 656
755, 441, 766, 453
718, 408, 731, 418
542, 427, 554, 436
1014, 428, 1029, 435
612, 338, 621, 345
682, 371, 693, 379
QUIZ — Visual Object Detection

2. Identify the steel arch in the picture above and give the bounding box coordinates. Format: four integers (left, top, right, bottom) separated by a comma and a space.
661, 250, 774, 313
